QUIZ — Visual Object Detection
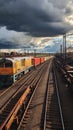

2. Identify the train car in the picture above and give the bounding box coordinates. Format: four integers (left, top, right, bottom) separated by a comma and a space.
44, 56, 50, 61
32, 57, 41, 66
0, 57, 33, 87
40, 57, 44, 63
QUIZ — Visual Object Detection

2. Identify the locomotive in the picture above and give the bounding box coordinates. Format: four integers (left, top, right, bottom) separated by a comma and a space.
0, 57, 33, 87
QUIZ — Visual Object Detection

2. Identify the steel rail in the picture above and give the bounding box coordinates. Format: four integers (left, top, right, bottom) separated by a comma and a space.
43, 63, 52, 130
43, 61, 65, 130
53, 65, 65, 130
17, 78, 42, 130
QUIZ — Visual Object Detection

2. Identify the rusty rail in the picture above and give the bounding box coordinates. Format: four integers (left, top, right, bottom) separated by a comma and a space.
5, 86, 31, 130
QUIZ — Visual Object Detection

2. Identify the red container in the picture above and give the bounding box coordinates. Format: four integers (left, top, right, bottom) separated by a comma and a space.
32, 58, 40, 66
40, 57, 44, 63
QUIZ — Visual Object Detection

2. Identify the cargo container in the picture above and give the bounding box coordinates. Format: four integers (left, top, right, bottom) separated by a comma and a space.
40, 57, 44, 63
32, 58, 40, 66
44, 56, 50, 61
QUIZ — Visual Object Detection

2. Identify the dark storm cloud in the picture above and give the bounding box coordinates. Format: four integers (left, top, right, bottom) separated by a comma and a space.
0, 39, 20, 49
0, 0, 73, 37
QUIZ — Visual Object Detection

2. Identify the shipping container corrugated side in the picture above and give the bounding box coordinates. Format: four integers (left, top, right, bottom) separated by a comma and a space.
40, 57, 44, 63
32, 58, 41, 66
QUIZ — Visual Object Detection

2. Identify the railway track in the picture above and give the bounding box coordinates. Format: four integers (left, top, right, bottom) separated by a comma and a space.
16, 60, 52, 130
0, 61, 46, 109
0, 60, 51, 130
42, 64, 65, 130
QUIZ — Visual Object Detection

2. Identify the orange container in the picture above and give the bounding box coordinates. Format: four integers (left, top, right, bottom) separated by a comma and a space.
32, 58, 40, 66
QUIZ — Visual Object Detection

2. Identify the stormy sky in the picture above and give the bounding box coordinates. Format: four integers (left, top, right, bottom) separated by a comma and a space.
0, 0, 73, 51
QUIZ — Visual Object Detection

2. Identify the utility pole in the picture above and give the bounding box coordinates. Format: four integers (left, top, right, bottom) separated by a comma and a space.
60, 44, 62, 54
64, 34, 66, 60
34, 49, 36, 57
63, 35, 65, 54
63, 34, 66, 61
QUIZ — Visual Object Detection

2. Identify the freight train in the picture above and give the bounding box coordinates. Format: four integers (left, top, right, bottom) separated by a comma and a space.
0, 56, 49, 87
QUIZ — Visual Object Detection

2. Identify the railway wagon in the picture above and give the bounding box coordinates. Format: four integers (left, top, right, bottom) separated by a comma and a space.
44, 57, 49, 61
0, 57, 33, 87
40, 57, 44, 63
32, 57, 41, 66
